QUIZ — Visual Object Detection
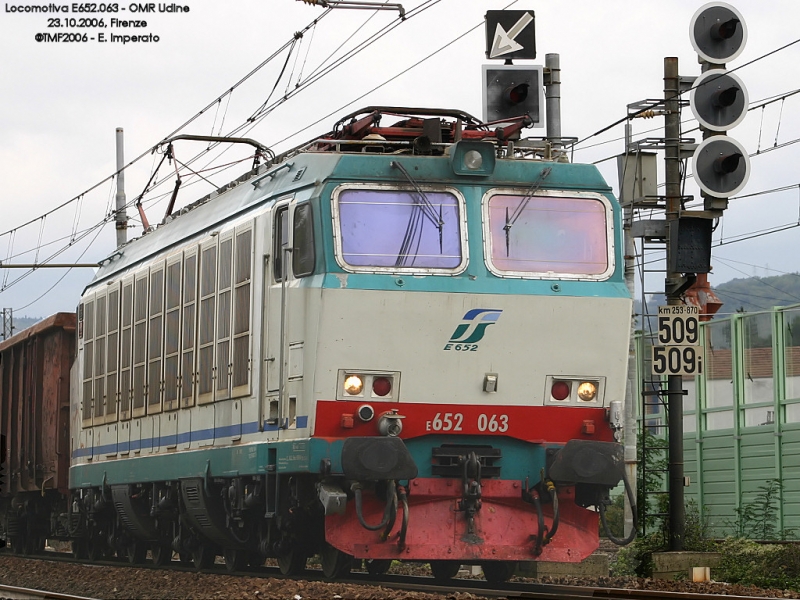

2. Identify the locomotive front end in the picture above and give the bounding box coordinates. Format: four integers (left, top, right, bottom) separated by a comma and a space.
302, 113, 633, 578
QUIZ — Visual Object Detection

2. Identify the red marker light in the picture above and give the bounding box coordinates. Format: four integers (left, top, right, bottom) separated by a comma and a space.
551, 381, 570, 401
372, 377, 392, 397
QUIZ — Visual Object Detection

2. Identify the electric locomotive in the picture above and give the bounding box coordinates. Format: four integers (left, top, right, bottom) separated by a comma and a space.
1, 107, 632, 581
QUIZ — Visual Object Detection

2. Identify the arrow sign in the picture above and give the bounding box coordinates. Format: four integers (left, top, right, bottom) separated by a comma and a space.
490, 12, 533, 58
485, 10, 536, 60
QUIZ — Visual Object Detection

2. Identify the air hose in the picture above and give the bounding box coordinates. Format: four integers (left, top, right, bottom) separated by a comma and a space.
522, 484, 545, 556
352, 481, 397, 532
396, 485, 409, 549
542, 479, 559, 545
599, 469, 638, 546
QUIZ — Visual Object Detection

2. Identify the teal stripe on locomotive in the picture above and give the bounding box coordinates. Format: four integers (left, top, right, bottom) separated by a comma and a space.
70, 434, 548, 488
316, 272, 630, 298
70, 439, 314, 489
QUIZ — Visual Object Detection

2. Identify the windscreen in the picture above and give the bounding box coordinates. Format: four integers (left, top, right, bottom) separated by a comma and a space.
487, 193, 609, 276
337, 188, 463, 270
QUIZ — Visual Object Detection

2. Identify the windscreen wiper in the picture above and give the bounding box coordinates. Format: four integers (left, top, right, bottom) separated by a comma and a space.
503, 167, 552, 256
391, 161, 444, 265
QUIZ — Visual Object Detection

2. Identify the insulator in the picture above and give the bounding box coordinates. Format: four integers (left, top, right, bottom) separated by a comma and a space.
638, 110, 657, 119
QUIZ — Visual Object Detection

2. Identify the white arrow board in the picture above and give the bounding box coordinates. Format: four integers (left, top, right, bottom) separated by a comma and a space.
485, 10, 536, 60
491, 13, 534, 58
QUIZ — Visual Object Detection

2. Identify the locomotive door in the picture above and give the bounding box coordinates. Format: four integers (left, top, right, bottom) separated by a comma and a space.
264, 197, 299, 433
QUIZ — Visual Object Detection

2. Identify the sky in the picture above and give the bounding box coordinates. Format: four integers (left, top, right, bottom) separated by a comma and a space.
1, 0, 799, 318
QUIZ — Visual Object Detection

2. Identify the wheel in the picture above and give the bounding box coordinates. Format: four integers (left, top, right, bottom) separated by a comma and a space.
23, 535, 44, 556
151, 543, 173, 567
179, 551, 192, 565
247, 551, 265, 568
320, 543, 352, 580
481, 561, 517, 583
126, 541, 147, 565
365, 558, 392, 576
224, 547, 246, 573
71, 539, 87, 560
277, 545, 307, 575
430, 560, 461, 581
193, 544, 215, 571
86, 537, 102, 562
10, 535, 22, 556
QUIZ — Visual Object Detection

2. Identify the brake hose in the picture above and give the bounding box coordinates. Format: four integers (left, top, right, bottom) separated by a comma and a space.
599, 470, 638, 545
542, 480, 559, 545
352, 481, 397, 531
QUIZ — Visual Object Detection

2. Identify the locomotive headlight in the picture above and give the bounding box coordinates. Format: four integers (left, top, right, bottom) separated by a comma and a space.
464, 150, 483, 170
343, 375, 364, 396
337, 370, 401, 401
577, 381, 598, 402
449, 140, 495, 176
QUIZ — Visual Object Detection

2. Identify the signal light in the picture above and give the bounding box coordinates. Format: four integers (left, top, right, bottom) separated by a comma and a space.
690, 2, 747, 64
503, 82, 529, 105
482, 65, 544, 125
689, 3, 749, 210
692, 136, 750, 198
690, 70, 748, 132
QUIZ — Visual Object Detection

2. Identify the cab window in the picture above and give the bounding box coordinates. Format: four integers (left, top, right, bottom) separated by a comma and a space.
335, 187, 464, 272
485, 191, 611, 278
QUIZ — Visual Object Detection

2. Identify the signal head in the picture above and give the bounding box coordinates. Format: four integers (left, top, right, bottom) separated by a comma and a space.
692, 136, 750, 198
690, 2, 747, 64
482, 65, 543, 125
690, 69, 748, 131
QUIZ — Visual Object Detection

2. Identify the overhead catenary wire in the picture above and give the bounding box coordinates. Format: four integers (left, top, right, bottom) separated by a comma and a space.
268, 0, 522, 148
0, 0, 457, 309
109, 0, 447, 216
714, 255, 800, 277
12, 223, 106, 313
585, 86, 800, 162
0, 10, 335, 245
3, 4, 796, 313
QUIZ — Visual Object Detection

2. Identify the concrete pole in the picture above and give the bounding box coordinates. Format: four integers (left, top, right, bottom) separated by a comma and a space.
664, 57, 685, 551
115, 127, 128, 248
545, 53, 561, 155
622, 121, 638, 539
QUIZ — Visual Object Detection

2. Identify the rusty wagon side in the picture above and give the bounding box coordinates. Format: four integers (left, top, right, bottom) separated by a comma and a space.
0, 313, 75, 552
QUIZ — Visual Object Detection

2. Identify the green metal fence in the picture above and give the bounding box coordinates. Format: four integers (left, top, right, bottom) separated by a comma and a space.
637, 304, 800, 537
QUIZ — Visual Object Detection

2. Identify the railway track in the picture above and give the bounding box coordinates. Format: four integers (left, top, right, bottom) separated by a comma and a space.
0, 584, 96, 600
0, 549, 794, 600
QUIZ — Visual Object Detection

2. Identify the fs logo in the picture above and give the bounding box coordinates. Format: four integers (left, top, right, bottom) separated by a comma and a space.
443, 309, 503, 351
